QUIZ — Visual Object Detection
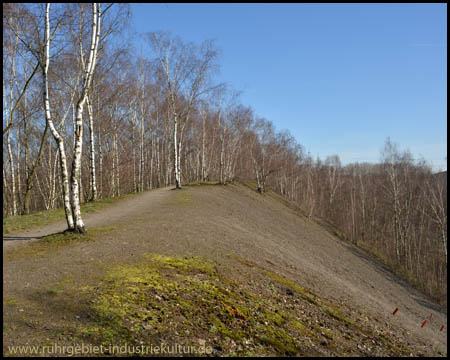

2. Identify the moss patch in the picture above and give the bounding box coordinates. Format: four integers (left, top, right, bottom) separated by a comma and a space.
64, 253, 420, 357
3, 297, 19, 307
75, 253, 313, 356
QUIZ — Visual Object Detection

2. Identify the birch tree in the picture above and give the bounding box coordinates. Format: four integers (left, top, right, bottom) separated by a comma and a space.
40, 4, 75, 229
69, 3, 102, 233
149, 32, 217, 189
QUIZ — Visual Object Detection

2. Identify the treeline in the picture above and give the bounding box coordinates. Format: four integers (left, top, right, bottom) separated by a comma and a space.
3, 4, 446, 303
266, 144, 447, 304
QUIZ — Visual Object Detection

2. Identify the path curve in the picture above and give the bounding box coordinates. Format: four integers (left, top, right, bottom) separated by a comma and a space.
3, 187, 172, 250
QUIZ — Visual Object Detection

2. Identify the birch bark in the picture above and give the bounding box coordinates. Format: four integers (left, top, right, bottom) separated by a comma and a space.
86, 94, 97, 201
70, 3, 101, 233
43, 3, 74, 229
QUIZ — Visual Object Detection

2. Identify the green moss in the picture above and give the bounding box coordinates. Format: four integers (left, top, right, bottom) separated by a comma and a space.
290, 319, 315, 338
265, 310, 286, 326
311, 323, 334, 340
229, 254, 255, 268
3, 297, 19, 306
321, 305, 355, 326
46, 289, 60, 296
257, 326, 301, 355
74, 253, 315, 356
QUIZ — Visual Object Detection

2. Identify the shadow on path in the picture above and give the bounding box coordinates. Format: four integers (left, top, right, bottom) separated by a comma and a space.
3, 231, 68, 242
3, 236, 45, 241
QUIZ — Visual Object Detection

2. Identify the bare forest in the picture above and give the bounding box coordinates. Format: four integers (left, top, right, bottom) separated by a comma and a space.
3, 3, 447, 304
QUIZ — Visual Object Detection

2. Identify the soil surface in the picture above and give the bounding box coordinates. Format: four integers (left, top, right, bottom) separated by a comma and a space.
3, 183, 447, 356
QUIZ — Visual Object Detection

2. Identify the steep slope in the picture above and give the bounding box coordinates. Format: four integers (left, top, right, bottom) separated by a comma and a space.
3, 183, 447, 356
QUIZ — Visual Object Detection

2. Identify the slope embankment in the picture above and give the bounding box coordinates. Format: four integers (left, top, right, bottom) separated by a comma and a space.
3, 183, 447, 356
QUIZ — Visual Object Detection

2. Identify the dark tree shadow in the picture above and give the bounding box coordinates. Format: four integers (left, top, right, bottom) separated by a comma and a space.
3, 231, 68, 242
3, 236, 45, 241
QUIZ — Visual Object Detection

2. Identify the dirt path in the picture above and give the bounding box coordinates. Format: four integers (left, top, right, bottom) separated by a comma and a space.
3, 184, 447, 356
3, 187, 172, 250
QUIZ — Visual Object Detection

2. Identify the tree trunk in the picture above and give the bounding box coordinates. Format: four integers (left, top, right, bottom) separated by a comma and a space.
70, 102, 86, 233
173, 112, 181, 188
115, 132, 120, 196
140, 112, 145, 192
23, 122, 49, 215
44, 3, 74, 230
69, 2, 101, 233
201, 108, 206, 182
86, 95, 97, 201
6, 130, 17, 216
98, 129, 103, 198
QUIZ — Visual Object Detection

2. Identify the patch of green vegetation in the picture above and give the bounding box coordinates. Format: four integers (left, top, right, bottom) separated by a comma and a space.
290, 319, 316, 338
311, 323, 334, 340
3, 297, 19, 306
257, 325, 300, 355
4, 225, 117, 261
3, 208, 66, 235
265, 309, 286, 326
333, 229, 345, 239
231, 254, 361, 336
321, 305, 355, 326
46, 289, 60, 296
75, 253, 310, 356
378, 332, 404, 353
229, 253, 255, 267
241, 180, 260, 192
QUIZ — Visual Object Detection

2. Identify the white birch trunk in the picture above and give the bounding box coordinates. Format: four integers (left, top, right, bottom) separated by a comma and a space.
70, 102, 86, 232
4, 40, 18, 216
201, 108, 206, 182
219, 106, 225, 185
16, 124, 21, 209
156, 136, 161, 187
6, 130, 17, 216
44, 3, 74, 230
115, 132, 120, 196
98, 128, 103, 198
50, 146, 59, 209
86, 95, 97, 200
140, 113, 145, 192
173, 112, 181, 188
132, 121, 136, 192
70, 3, 101, 233
150, 126, 154, 189
110, 137, 115, 197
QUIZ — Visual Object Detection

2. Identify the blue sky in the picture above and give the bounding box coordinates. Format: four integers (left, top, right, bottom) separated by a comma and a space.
130, 3, 447, 171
